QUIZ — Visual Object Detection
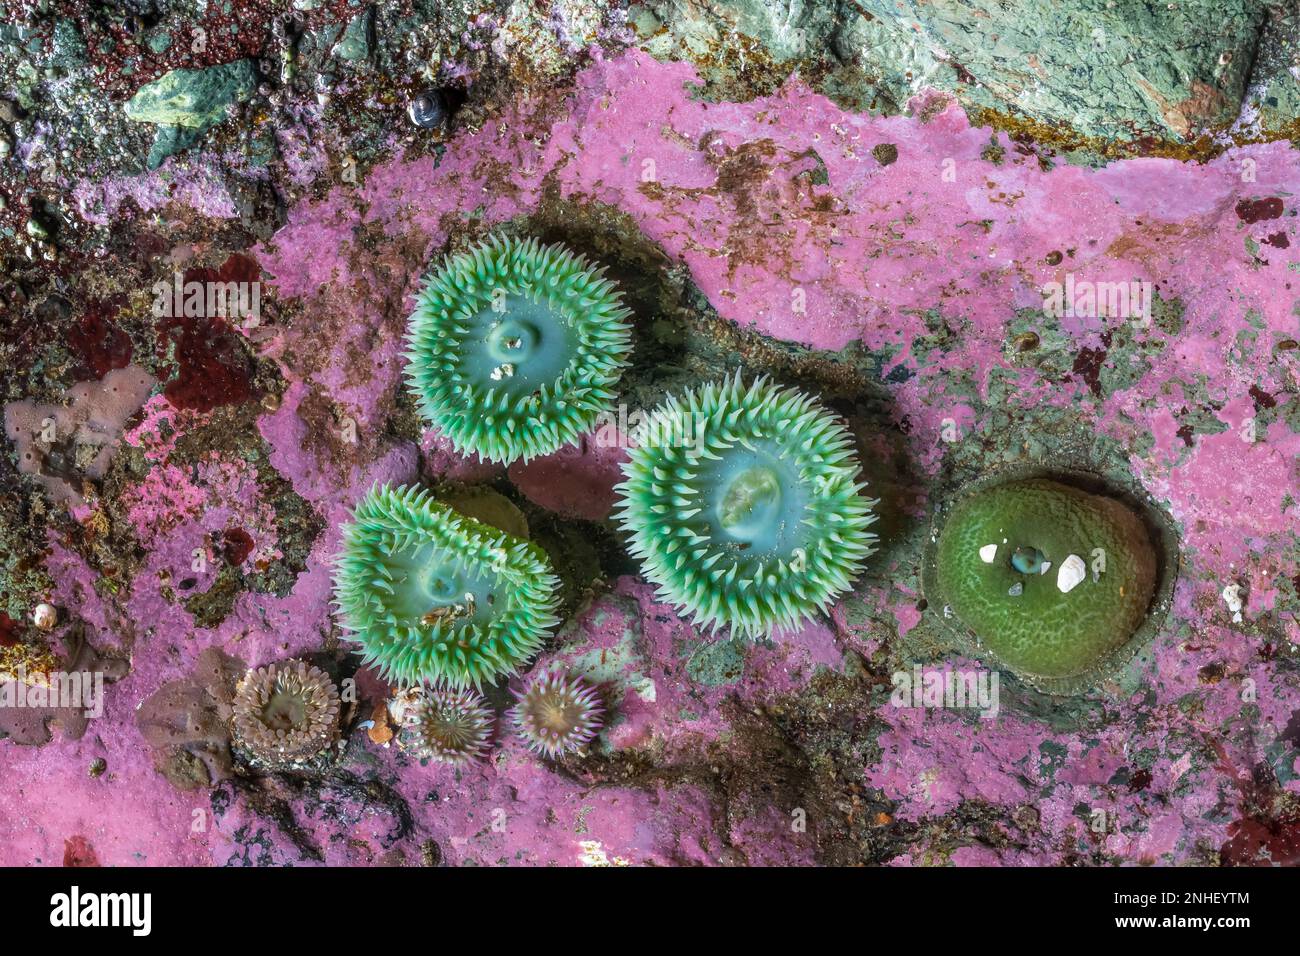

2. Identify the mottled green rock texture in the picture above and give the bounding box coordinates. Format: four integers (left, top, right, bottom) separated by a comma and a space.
852, 0, 1263, 141
935, 479, 1157, 680
124, 59, 257, 129
1247, 4, 1300, 131
124, 58, 258, 169
333, 7, 375, 62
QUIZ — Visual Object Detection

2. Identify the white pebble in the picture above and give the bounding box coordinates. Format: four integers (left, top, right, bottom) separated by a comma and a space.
978, 544, 998, 563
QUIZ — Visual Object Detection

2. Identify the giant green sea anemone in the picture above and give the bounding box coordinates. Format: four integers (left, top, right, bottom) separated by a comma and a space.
931, 477, 1158, 689
615, 375, 877, 638
404, 235, 633, 464
332, 484, 561, 689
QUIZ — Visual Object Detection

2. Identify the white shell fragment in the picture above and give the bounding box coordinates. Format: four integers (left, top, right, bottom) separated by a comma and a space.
32, 603, 57, 629
979, 544, 998, 563
1221, 584, 1244, 624
1056, 554, 1086, 593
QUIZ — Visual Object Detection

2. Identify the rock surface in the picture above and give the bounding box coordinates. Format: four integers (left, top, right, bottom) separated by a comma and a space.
0, 0, 1297, 868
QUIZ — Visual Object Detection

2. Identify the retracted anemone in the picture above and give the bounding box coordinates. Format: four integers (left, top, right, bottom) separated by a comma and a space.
932, 478, 1158, 688
332, 484, 561, 689
615, 375, 877, 639
509, 668, 603, 759
404, 235, 633, 464
232, 660, 341, 768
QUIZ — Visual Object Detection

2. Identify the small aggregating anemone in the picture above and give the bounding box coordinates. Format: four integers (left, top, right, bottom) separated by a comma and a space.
510, 669, 603, 759
404, 234, 634, 464
332, 484, 561, 689
396, 687, 494, 765
231, 660, 341, 769
615, 374, 878, 639
930, 477, 1161, 693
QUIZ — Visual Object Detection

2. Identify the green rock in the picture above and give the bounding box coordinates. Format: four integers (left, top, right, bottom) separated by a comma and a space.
1246, 6, 1300, 133
49, 18, 87, 69
124, 59, 257, 130
332, 6, 374, 63
849, 0, 1267, 142
685, 637, 746, 686
720, 0, 839, 62
639, 0, 1288, 144
825, 9, 958, 112
125, 59, 258, 168
145, 124, 205, 169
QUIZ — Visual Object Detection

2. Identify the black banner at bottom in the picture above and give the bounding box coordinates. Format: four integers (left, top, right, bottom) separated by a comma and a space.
5, 864, 1279, 942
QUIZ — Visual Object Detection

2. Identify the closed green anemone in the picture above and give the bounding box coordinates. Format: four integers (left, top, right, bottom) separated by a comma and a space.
934, 478, 1157, 685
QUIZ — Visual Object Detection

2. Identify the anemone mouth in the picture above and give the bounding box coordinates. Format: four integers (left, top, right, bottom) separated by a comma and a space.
383, 542, 494, 632
479, 307, 560, 386
332, 484, 562, 690
404, 235, 634, 464
923, 467, 1178, 695
400, 687, 494, 765
1009, 546, 1047, 575
232, 660, 341, 765
614, 374, 878, 640
509, 669, 603, 759
716, 459, 784, 541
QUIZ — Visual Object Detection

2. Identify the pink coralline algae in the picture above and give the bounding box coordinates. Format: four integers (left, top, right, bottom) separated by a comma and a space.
119, 453, 279, 566
1, 44, 1297, 871
507, 437, 626, 521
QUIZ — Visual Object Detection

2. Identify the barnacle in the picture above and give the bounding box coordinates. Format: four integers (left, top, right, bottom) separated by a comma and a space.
404, 235, 633, 464
231, 659, 341, 767
398, 687, 494, 765
615, 375, 877, 638
509, 668, 603, 759
932, 478, 1159, 688
332, 484, 561, 689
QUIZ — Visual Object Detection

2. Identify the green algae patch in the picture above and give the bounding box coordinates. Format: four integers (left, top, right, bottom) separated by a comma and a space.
925, 472, 1176, 695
